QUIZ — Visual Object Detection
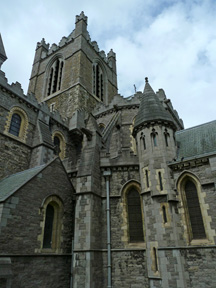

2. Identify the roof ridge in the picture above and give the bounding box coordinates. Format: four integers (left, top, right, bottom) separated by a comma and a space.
176, 119, 216, 134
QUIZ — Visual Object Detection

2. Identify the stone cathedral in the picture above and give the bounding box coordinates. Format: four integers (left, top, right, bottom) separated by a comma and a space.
0, 12, 216, 288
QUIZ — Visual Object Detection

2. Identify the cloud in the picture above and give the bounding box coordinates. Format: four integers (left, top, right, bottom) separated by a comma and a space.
1, 0, 216, 128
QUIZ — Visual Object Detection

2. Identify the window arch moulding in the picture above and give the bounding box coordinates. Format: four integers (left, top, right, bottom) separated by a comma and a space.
45, 55, 64, 98
120, 180, 145, 248
92, 60, 107, 104
52, 131, 66, 160
36, 194, 64, 253
4, 106, 29, 143
177, 171, 215, 245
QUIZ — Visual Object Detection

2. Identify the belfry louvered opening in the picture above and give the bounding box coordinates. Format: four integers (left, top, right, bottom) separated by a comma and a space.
47, 58, 64, 96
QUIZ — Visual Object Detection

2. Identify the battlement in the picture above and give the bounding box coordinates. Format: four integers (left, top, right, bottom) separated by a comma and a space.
35, 12, 116, 69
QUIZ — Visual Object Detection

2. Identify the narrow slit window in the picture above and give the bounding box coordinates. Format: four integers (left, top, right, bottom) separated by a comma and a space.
164, 129, 169, 147
145, 170, 149, 188
164, 134, 168, 147
54, 136, 61, 156
158, 172, 163, 191
162, 205, 167, 224
143, 136, 146, 150
140, 133, 146, 150
43, 204, 54, 248
151, 129, 158, 147
153, 247, 158, 272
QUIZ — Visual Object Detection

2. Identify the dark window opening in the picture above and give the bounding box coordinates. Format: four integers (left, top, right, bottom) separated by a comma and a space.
43, 204, 54, 248
185, 180, 206, 239
54, 136, 61, 156
47, 68, 53, 96
140, 133, 146, 150
158, 172, 163, 191
145, 170, 149, 188
164, 134, 168, 147
164, 129, 170, 147
153, 247, 158, 272
93, 63, 104, 101
153, 134, 157, 146
127, 188, 144, 242
9, 113, 21, 137
52, 59, 60, 93
151, 129, 158, 147
162, 205, 167, 223
58, 62, 64, 90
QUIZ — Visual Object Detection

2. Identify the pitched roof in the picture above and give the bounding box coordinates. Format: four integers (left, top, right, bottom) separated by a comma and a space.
176, 120, 216, 160
134, 78, 174, 130
0, 164, 46, 202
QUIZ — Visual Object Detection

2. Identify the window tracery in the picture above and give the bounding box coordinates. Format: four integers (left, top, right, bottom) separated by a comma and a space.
93, 63, 104, 101
47, 58, 64, 96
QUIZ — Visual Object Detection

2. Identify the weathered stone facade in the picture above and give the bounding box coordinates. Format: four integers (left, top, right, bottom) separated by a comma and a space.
0, 12, 216, 288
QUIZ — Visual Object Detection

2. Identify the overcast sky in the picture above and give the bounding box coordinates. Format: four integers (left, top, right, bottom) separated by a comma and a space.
1, 0, 216, 128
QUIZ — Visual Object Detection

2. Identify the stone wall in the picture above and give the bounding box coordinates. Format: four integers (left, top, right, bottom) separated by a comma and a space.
183, 247, 216, 287
111, 250, 148, 288
0, 158, 74, 287
0, 134, 31, 179
9, 256, 71, 288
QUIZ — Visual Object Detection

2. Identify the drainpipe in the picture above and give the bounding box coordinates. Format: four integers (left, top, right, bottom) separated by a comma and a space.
70, 197, 76, 288
70, 238, 74, 288
103, 170, 112, 288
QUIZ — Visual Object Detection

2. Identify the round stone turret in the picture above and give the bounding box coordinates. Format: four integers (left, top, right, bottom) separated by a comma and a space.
133, 78, 176, 135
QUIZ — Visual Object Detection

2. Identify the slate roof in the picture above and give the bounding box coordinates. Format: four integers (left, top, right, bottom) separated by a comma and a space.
176, 120, 216, 160
0, 164, 46, 202
134, 79, 174, 130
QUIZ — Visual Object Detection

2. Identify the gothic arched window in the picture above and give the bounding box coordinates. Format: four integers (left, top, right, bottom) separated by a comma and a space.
5, 107, 29, 142
9, 113, 21, 137
151, 129, 158, 147
127, 188, 144, 242
164, 129, 170, 147
140, 132, 146, 150
184, 180, 206, 239
47, 58, 64, 96
40, 196, 64, 252
52, 132, 66, 160
93, 63, 104, 101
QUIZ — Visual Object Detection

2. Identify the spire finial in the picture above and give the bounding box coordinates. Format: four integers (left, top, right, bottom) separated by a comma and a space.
145, 77, 148, 83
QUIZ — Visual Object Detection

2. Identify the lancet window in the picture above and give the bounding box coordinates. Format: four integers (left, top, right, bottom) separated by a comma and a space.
47, 58, 64, 96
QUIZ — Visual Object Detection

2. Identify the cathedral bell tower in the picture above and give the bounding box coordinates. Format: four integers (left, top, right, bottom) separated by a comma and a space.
27, 12, 118, 119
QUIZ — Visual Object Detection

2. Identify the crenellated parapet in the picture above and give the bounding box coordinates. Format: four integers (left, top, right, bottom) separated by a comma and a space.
34, 12, 116, 70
